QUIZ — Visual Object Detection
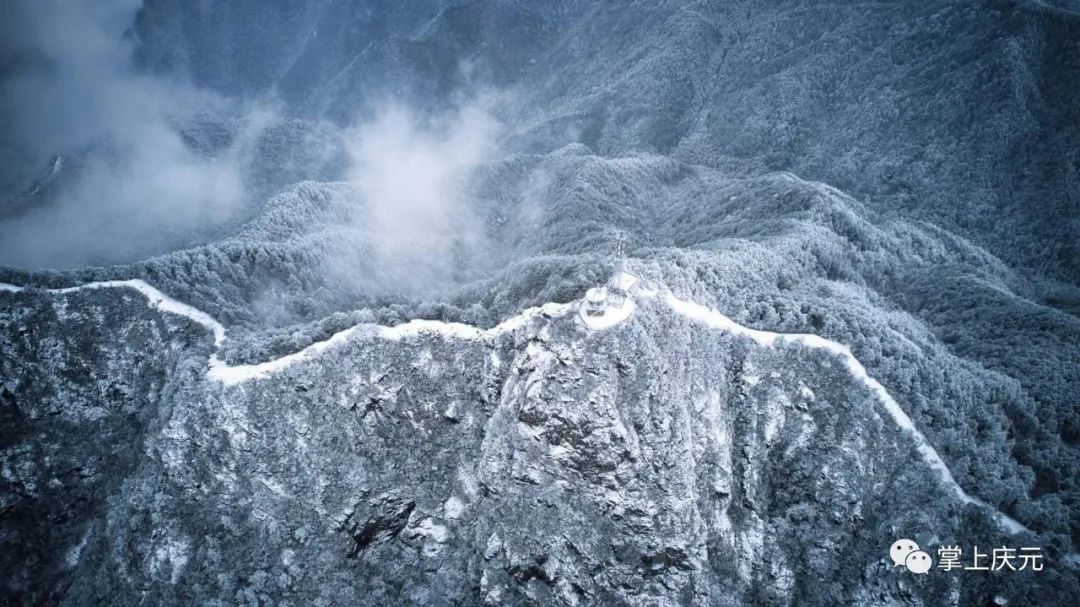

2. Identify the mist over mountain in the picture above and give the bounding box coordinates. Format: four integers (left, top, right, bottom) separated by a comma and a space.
1, 1, 1078, 605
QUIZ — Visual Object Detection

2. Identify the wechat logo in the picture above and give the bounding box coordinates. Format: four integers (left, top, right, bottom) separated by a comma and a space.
891, 539, 932, 574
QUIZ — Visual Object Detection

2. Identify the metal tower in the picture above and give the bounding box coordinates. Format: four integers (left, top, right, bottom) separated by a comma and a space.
614, 234, 628, 279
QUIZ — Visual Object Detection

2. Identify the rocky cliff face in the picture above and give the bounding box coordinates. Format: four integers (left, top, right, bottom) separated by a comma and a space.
0, 287, 203, 603
2, 283, 1064, 605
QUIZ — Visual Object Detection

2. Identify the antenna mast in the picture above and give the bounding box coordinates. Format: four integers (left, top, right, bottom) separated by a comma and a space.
615, 234, 628, 279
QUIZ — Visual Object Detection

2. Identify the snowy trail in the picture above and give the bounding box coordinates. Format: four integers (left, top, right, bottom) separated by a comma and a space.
1, 279, 226, 346
0, 279, 1029, 534
665, 293, 1030, 535
1, 279, 571, 385
208, 303, 572, 385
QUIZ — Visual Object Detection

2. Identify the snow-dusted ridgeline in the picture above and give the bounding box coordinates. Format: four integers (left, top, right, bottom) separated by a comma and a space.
1, 280, 225, 346
0, 279, 1029, 535
0, 279, 571, 386
665, 293, 1030, 535
208, 302, 572, 385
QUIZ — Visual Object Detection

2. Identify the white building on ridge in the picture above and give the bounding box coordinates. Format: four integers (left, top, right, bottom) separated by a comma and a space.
579, 237, 648, 330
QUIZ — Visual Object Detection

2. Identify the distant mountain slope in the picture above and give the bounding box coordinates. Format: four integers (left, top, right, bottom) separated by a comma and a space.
134, 0, 1080, 284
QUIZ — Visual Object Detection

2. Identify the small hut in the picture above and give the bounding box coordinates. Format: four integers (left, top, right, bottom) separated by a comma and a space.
583, 287, 608, 317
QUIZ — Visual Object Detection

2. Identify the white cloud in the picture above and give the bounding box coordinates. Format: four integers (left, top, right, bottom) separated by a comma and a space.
0, 0, 247, 269
335, 101, 499, 294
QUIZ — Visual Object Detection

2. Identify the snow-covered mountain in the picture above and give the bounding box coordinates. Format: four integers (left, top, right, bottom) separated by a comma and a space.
1, 1, 1078, 605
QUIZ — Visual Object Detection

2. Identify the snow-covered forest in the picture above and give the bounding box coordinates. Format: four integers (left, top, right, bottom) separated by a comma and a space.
1, 1, 1078, 605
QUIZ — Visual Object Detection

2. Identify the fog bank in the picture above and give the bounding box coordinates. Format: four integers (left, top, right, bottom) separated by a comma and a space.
0, 0, 248, 269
